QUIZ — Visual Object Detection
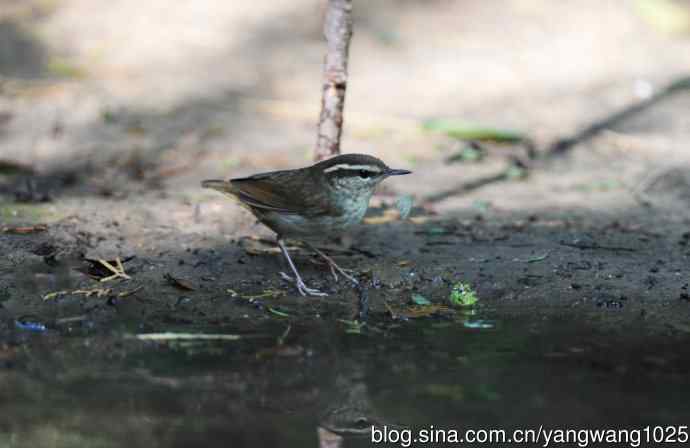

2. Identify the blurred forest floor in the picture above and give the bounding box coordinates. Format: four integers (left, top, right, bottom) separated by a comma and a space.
2, 0, 690, 333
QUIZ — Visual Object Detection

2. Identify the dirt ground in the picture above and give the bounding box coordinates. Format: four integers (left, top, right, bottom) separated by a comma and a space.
1, 0, 689, 332
2, 0, 690, 446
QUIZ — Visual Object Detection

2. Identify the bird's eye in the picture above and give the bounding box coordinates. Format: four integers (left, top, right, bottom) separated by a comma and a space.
358, 170, 373, 179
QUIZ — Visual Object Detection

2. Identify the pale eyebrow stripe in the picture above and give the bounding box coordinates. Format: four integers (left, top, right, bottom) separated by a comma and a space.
323, 164, 382, 174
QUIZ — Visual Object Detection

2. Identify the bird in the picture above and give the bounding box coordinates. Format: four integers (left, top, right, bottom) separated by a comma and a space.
202, 153, 411, 296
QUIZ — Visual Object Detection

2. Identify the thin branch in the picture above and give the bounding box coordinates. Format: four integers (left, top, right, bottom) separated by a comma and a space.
314, 0, 353, 161
547, 75, 690, 156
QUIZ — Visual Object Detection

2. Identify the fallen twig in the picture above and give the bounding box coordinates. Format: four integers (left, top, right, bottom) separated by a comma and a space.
134, 333, 243, 341
55, 315, 88, 325
560, 242, 636, 252
513, 251, 551, 263
73, 288, 112, 298
384, 301, 398, 319
98, 257, 131, 282
277, 325, 291, 346
43, 286, 131, 301
356, 283, 369, 322
118, 285, 144, 298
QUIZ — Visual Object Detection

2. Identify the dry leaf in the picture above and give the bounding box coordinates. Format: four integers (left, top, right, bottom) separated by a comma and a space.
395, 304, 451, 319
2, 224, 48, 234
164, 273, 196, 291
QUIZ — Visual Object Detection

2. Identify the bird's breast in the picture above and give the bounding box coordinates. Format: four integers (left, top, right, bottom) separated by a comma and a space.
254, 195, 370, 240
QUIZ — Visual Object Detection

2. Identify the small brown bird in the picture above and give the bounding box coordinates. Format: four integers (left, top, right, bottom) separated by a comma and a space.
202, 153, 411, 296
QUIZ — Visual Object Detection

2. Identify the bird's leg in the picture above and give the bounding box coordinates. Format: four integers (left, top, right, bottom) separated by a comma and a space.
306, 243, 359, 286
277, 238, 327, 297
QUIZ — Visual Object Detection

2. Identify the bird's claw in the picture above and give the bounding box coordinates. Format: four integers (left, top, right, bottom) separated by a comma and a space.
327, 263, 359, 285
329, 264, 339, 282
307, 244, 359, 286
280, 272, 328, 297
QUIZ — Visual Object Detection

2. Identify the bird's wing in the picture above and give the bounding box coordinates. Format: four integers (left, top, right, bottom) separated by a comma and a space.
230, 169, 332, 216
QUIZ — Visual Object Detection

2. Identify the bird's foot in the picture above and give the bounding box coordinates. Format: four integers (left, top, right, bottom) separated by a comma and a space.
307, 244, 359, 285
326, 261, 359, 285
279, 272, 328, 297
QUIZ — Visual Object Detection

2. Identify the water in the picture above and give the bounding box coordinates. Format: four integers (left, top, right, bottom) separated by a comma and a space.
1, 315, 689, 447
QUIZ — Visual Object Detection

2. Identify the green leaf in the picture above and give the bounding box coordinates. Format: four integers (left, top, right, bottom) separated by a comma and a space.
504, 164, 528, 180
337, 319, 366, 334
423, 119, 525, 143
411, 293, 431, 306
395, 195, 414, 220
47, 57, 86, 79
268, 307, 289, 318
472, 200, 491, 212
426, 226, 447, 235
574, 179, 623, 192
526, 252, 550, 263
449, 282, 479, 307
635, 0, 690, 34
445, 145, 485, 164
463, 320, 494, 329
424, 384, 465, 401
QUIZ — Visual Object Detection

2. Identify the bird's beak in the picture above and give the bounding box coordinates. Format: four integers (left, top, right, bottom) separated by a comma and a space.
385, 168, 412, 176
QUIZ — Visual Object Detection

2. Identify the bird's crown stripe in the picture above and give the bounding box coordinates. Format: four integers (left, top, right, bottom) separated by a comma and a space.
323, 164, 382, 174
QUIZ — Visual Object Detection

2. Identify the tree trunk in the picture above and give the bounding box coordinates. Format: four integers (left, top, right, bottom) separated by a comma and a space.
314, 0, 353, 161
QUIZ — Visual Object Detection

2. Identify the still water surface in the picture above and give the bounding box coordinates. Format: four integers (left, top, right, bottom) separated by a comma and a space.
1, 315, 689, 447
